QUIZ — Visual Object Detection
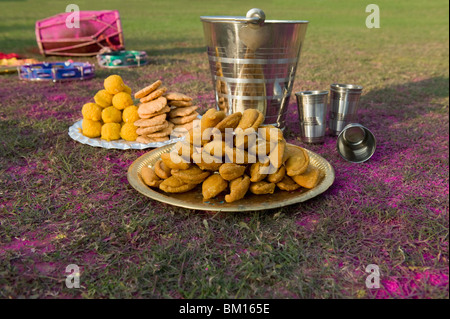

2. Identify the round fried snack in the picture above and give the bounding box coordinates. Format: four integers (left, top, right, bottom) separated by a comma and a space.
291, 165, 322, 189
276, 176, 301, 191
171, 165, 211, 184
141, 165, 162, 188
249, 161, 269, 183
164, 92, 192, 101
134, 114, 167, 127
267, 165, 286, 183
201, 109, 226, 128
169, 105, 198, 118
138, 105, 171, 119
154, 159, 172, 179
219, 163, 246, 181
285, 146, 309, 176
134, 80, 162, 99
170, 112, 199, 125
159, 176, 196, 193
236, 109, 264, 130
140, 87, 167, 103
138, 96, 167, 115
169, 100, 193, 107
225, 175, 251, 203
161, 152, 190, 170
202, 174, 228, 200
146, 122, 174, 138
136, 121, 169, 135
249, 181, 276, 195
214, 112, 242, 132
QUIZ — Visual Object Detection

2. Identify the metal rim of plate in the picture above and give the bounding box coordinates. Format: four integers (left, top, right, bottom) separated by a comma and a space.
127, 143, 335, 212
68, 120, 185, 150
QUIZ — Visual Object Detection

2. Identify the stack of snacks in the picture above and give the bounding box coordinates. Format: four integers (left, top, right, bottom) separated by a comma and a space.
134, 80, 173, 144
165, 92, 199, 137
81, 74, 138, 142
140, 108, 323, 203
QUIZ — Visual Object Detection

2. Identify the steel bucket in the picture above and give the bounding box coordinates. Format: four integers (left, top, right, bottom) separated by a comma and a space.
200, 8, 308, 129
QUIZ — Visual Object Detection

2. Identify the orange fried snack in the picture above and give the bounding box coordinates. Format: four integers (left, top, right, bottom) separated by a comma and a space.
214, 112, 242, 132
218, 163, 246, 181
201, 108, 226, 128
236, 109, 264, 130
291, 165, 322, 189
285, 145, 309, 176
249, 181, 275, 195
159, 176, 197, 193
193, 152, 223, 171
160, 152, 190, 170
225, 175, 251, 203
171, 165, 210, 184
141, 166, 162, 188
276, 176, 301, 191
267, 165, 286, 183
202, 174, 228, 200
154, 159, 172, 179
249, 161, 269, 182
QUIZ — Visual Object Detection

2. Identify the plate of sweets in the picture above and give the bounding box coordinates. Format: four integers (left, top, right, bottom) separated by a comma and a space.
69, 75, 200, 149
127, 108, 335, 211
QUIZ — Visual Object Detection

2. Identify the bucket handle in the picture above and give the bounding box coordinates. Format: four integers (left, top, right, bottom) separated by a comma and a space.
201, 8, 265, 25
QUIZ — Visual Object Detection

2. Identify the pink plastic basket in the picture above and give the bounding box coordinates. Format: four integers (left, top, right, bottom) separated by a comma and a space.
35, 10, 125, 56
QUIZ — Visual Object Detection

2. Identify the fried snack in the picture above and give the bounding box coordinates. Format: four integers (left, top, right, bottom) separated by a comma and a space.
236, 109, 264, 130
101, 122, 121, 141
267, 165, 286, 183
154, 159, 172, 179
201, 108, 226, 128
146, 122, 174, 138
164, 92, 192, 101
141, 165, 162, 188
138, 96, 167, 115
104, 75, 125, 94
134, 80, 162, 99
202, 174, 228, 200
234, 127, 258, 150
193, 152, 223, 171
248, 138, 274, 157
138, 105, 170, 119
268, 139, 286, 169
276, 176, 301, 191
259, 125, 283, 142
224, 146, 252, 164
249, 161, 269, 182
285, 145, 309, 176
94, 90, 113, 108
136, 121, 169, 135
291, 165, 322, 189
112, 92, 133, 110
140, 87, 167, 103
169, 100, 193, 107
159, 176, 196, 193
225, 175, 251, 203
134, 114, 167, 127
203, 139, 227, 157
219, 163, 246, 181
82, 102, 102, 121
169, 105, 198, 118
172, 122, 195, 137
160, 152, 190, 170
122, 105, 140, 123
102, 106, 122, 123
120, 123, 138, 141
214, 112, 242, 132
82, 119, 102, 138
249, 181, 275, 195
136, 136, 168, 144
170, 112, 199, 125
171, 166, 210, 184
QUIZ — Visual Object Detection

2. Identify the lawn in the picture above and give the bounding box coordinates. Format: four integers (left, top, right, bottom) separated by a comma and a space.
0, 0, 448, 299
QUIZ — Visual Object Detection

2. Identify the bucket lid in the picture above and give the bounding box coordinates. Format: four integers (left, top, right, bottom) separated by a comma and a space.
200, 8, 308, 24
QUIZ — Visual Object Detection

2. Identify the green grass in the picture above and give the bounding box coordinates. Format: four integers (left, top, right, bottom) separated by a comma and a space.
0, 0, 449, 299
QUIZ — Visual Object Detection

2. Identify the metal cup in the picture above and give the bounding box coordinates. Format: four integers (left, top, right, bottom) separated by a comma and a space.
336, 123, 376, 162
328, 83, 363, 135
295, 90, 329, 143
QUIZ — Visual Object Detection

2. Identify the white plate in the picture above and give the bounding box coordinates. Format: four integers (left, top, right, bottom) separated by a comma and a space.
68, 120, 185, 150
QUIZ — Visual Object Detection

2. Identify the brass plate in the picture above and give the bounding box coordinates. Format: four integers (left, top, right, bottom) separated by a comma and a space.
127, 143, 335, 212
